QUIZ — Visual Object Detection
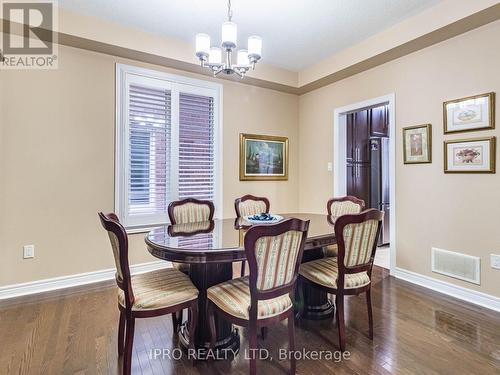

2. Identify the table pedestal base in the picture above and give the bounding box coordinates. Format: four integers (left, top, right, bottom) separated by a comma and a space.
299, 247, 335, 320
179, 263, 240, 360
178, 324, 240, 359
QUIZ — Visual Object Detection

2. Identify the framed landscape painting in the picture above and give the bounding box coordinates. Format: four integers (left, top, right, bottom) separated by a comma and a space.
239, 133, 288, 181
444, 137, 496, 173
443, 92, 495, 134
403, 124, 432, 164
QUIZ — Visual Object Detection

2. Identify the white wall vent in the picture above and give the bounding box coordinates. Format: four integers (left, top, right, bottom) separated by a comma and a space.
431, 247, 480, 285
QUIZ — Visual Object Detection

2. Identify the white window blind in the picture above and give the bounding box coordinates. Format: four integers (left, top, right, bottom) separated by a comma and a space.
128, 84, 171, 217
116, 65, 222, 229
178, 93, 215, 201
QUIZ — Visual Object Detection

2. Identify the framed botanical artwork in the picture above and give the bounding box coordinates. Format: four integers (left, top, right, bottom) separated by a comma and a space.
239, 133, 288, 181
444, 137, 496, 173
443, 92, 495, 134
403, 124, 432, 164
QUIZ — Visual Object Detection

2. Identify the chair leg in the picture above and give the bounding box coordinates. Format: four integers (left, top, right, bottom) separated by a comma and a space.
240, 261, 246, 277
123, 316, 135, 375
188, 302, 198, 364
295, 277, 305, 320
171, 311, 180, 333
366, 288, 373, 340
288, 315, 296, 375
261, 327, 267, 340
207, 302, 217, 351
118, 310, 125, 356
336, 294, 346, 352
249, 323, 258, 375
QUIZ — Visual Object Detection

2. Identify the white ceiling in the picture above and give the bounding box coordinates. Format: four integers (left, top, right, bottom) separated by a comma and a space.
58, 0, 441, 71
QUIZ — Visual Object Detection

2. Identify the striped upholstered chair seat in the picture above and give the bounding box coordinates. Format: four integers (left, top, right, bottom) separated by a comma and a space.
207, 276, 293, 320
299, 258, 370, 289
324, 196, 365, 258
118, 269, 198, 311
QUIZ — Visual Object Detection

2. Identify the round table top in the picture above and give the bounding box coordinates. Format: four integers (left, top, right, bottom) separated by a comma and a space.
146, 213, 337, 264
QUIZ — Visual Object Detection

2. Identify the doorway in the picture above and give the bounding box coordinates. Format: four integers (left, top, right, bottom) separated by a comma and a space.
333, 94, 396, 274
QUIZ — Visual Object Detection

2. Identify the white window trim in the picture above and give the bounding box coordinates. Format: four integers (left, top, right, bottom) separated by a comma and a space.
115, 63, 223, 231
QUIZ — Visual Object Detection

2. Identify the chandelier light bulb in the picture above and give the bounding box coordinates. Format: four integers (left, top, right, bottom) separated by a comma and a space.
237, 49, 250, 66
195, 33, 210, 58
209, 47, 222, 65
247, 36, 262, 60
221, 21, 237, 49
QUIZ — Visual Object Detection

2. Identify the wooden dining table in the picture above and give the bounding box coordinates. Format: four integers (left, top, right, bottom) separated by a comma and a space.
145, 213, 337, 357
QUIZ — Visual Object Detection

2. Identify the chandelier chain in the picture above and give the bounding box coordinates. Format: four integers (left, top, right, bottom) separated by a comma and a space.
227, 0, 233, 22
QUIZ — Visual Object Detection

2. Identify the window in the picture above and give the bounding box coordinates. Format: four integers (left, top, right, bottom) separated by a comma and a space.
116, 64, 222, 229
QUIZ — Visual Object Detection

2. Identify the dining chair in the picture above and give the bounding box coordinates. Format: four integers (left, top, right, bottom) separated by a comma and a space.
324, 196, 365, 257
298, 209, 383, 352
98, 212, 199, 374
207, 218, 309, 375
167, 198, 214, 330
234, 194, 271, 277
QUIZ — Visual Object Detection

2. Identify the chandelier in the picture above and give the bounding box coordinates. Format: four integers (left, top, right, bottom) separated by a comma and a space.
195, 0, 262, 78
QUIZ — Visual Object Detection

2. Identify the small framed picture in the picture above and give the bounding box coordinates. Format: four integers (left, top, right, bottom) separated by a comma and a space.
443, 92, 495, 134
444, 137, 496, 173
239, 133, 289, 181
403, 124, 432, 164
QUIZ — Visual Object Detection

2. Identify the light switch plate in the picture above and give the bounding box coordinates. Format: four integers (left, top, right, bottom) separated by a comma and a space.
23, 245, 35, 259
327, 162, 333, 171
491, 254, 500, 270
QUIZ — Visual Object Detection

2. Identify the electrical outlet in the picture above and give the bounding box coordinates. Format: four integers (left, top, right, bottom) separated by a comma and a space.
23, 245, 35, 259
491, 254, 500, 270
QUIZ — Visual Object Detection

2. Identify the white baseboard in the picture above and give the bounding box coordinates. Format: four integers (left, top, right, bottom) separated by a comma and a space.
0, 261, 170, 300
394, 267, 500, 313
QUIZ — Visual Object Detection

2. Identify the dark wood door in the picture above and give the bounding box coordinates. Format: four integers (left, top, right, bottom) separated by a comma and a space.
370, 105, 389, 137
353, 110, 370, 162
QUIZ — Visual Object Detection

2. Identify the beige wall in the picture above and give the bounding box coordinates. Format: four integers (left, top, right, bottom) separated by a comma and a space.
298, 20, 500, 297
2, 19, 499, 301
0, 45, 298, 286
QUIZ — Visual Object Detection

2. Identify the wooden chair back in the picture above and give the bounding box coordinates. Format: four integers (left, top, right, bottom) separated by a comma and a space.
327, 196, 365, 216
168, 198, 215, 224
334, 209, 383, 289
234, 195, 270, 217
98, 212, 135, 310
244, 219, 309, 316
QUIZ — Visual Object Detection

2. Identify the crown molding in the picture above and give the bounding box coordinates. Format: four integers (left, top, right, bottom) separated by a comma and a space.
1, 3, 499, 95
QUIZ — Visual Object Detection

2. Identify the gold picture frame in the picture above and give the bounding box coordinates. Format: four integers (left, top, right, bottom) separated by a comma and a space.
403, 124, 432, 164
239, 133, 289, 181
443, 92, 495, 134
444, 136, 496, 173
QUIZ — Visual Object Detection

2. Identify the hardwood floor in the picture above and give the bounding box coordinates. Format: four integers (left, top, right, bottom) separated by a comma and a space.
1, 266, 499, 374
